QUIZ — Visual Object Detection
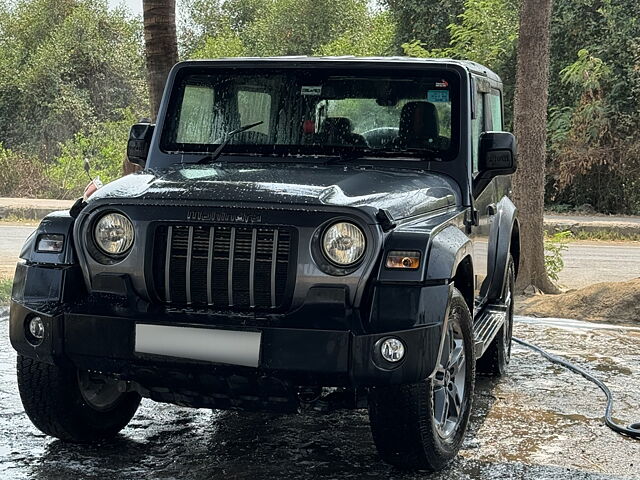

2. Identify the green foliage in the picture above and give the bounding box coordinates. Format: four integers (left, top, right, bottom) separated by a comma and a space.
190, 26, 246, 58
179, 0, 261, 55
560, 49, 611, 94
546, 0, 640, 214
0, 0, 147, 161
0, 276, 12, 304
243, 0, 370, 56
0, 143, 51, 198
313, 11, 396, 57
403, 0, 518, 69
544, 231, 571, 282
181, 0, 389, 58
47, 109, 139, 199
401, 0, 518, 127
382, 0, 465, 51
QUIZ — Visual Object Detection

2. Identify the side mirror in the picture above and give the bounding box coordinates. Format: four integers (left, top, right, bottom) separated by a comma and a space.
478, 131, 517, 177
127, 122, 155, 167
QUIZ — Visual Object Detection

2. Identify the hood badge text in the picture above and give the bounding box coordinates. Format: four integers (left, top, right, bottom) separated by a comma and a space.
187, 211, 262, 224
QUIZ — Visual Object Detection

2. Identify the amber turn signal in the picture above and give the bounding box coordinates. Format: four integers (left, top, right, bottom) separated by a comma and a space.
385, 251, 421, 269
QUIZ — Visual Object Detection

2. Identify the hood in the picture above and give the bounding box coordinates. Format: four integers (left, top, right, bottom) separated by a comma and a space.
87, 163, 460, 220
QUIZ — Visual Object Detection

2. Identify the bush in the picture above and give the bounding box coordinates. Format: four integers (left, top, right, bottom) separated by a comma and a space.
544, 231, 571, 283
47, 109, 139, 199
0, 144, 51, 198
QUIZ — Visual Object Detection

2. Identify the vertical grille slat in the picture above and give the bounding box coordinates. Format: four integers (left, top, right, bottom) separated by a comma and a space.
207, 227, 214, 306
228, 227, 236, 307
185, 226, 194, 305
249, 228, 257, 308
164, 226, 173, 303
270, 229, 279, 309
154, 223, 293, 310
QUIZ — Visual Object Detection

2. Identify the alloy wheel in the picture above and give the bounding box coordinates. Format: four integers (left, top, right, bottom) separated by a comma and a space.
432, 307, 467, 439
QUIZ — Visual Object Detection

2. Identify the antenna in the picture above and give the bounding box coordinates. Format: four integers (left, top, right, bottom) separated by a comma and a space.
83, 158, 92, 181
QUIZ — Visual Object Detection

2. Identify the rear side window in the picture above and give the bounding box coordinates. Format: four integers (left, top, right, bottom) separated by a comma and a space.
489, 91, 503, 131
471, 92, 485, 174
176, 85, 215, 144
237, 90, 271, 136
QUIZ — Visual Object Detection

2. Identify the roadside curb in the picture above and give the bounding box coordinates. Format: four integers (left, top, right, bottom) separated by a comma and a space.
1, 198, 640, 238
544, 219, 640, 238
0, 198, 74, 221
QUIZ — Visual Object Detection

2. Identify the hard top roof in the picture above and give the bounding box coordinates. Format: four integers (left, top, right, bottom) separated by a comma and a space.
175, 56, 502, 83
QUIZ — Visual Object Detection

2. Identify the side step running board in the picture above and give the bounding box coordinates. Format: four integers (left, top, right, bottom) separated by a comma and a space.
474, 305, 507, 358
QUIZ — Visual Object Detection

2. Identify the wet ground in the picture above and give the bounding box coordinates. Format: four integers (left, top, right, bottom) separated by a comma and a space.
1, 307, 639, 479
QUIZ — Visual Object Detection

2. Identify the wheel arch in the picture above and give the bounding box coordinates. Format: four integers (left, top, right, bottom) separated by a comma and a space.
424, 225, 474, 284
510, 218, 520, 279
485, 196, 518, 301
452, 255, 474, 314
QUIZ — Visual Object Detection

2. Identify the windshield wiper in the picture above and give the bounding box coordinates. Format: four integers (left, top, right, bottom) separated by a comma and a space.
324, 148, 444, 165
197, 121, 264, 164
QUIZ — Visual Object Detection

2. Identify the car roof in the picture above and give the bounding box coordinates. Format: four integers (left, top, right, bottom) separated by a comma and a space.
175, 56, 502, 83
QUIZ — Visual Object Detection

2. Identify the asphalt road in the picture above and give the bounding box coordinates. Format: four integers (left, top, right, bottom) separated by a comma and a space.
1, 225, 638, 288
1, 308, 639, 479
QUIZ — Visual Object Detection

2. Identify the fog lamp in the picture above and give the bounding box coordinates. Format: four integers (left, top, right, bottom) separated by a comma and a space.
380, 337, 405, 363
28, 316, 45, 343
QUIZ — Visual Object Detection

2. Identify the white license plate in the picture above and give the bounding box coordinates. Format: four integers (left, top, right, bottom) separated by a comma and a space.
134, 324, 261, 368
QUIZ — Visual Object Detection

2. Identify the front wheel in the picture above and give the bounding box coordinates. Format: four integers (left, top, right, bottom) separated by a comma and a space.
368, 288, 475, 471
17, 355, 141, 442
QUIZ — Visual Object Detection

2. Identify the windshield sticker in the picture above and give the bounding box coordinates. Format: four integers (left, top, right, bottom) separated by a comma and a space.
435, 79, 449, 88
428, 90, 450, 103
301, 86, 322, 96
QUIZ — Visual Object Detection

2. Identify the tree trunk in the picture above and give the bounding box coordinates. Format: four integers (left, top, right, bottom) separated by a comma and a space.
123, 0, 179, 175
511, 0, 560, 294
143, 0, 178, 119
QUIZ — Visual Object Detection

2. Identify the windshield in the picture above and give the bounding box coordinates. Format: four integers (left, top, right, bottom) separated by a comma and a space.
160, 66, 460, 160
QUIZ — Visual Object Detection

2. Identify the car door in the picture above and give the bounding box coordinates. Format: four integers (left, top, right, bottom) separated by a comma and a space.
470, 80, 495, 301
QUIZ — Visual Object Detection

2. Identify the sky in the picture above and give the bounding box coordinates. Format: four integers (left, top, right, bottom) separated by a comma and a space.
107, 0, 382, 19
107, 0, 142, 17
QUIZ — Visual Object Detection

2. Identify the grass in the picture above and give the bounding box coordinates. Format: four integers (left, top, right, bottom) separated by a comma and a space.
0, 214, 39, 225
568, 229, 640, 242
545, 229, 640, 242
0, 276, 12, 303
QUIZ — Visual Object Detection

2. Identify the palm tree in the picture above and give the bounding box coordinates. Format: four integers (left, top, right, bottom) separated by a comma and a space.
511, 0, 559, 293
143, 0, 178, 120
124, 0, 179, 175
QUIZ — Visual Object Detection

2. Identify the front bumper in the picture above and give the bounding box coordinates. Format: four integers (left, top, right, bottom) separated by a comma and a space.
10, 300, 442, 390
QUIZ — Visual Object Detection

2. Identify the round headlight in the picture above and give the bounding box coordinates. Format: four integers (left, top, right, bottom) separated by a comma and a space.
322, 222, 366, 266
94, 213, 134, 256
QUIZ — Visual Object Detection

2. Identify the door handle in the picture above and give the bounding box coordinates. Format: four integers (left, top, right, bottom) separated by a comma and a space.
487, 203, 497, 216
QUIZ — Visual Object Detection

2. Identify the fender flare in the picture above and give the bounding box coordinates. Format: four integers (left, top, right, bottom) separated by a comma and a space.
19, 210, 76, 266
483, 196, 518, 301
424, 225, 473, 282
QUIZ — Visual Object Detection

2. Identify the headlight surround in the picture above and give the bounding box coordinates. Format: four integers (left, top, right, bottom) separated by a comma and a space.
93, 212, 134, 256
322, 222, 366, 266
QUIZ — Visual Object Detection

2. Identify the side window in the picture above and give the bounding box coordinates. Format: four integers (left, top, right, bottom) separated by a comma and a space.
176, 85, 215, 143
489, 91, 503, 131
237, 90, 271, 136
471, 92, 485, 174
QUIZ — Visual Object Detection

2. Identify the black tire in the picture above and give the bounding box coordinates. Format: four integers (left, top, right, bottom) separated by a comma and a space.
17, 355, 141, 442
368, 288, 475, 471
477, 254, 515, 376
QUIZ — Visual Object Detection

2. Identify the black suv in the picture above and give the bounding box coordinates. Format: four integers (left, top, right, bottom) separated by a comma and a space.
10, 57, 519, 471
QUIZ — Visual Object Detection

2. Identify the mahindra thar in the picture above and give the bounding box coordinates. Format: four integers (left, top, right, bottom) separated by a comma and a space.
10, 57, 519, 471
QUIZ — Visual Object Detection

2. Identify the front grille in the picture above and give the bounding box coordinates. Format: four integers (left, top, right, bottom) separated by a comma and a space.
153, 224, 293, 310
